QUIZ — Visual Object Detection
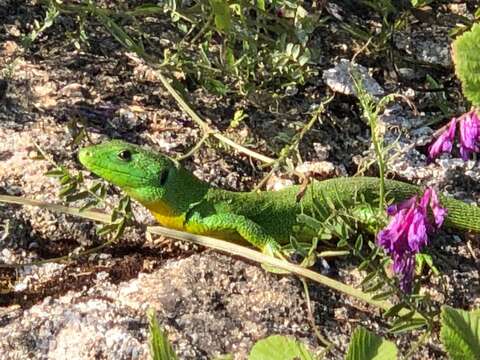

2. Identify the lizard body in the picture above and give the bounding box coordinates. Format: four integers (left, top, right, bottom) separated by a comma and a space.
79, 140, 480, 254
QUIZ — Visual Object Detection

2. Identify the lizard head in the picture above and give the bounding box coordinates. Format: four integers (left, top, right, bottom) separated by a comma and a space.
78, 140, 176, 204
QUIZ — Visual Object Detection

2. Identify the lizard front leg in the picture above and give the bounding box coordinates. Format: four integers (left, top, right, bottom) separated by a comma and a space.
185, 212, 281, 257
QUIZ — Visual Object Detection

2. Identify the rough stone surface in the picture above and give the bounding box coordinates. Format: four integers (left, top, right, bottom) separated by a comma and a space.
0, 253, 319, 360
322, 59, 385, 97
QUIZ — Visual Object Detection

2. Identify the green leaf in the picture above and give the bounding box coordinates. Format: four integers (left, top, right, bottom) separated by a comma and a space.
383, 303, 406, 318
128, 4, 165, 16
65, 191, 90, 202
248, 335, 315, 360
209, 0, 232, 32
346, 326, 397, 360
389, 318, 427, 334
59, 184, 77, 197
148, 308, 179, 360
45, 168, 66, 177
257, 0, 265, 11
453, 23, 480, 106
440, 305, 480, 360
372, 290, 395, 301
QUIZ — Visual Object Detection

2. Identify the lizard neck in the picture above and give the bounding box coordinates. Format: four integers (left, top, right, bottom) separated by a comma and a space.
147, 201, 187, 230
143, 166, 211, 229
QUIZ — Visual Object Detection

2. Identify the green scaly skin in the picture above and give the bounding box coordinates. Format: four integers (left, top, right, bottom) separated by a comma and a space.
78, 140, 480, 255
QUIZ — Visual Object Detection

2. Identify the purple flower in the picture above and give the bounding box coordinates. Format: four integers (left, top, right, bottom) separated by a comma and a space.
377, 188, 447, 292
428, 118, 456, 161
459, 111, 480, 160
427, 187, 447, 228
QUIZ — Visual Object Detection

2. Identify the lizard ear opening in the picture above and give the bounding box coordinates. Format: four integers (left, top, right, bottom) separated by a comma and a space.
159, 169, 169, 186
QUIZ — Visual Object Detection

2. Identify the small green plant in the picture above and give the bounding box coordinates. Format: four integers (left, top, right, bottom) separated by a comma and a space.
148, 308, 179, 360
453, 23, 480, 107
22, 1, 59, 48
41, 0, 323, 106
36, 142, 133, 242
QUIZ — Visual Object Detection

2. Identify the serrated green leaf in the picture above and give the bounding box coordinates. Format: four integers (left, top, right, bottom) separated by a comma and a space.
148, 308, 179, 360
453, 23, 480, 106
248, 335, 315, 360
298, 54, 309, 66
346, 326, 397, 360
440, 305, 480, 360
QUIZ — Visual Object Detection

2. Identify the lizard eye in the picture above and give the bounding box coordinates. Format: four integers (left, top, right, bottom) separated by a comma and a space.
117, 149, 132, 161
159, 170, 169, 186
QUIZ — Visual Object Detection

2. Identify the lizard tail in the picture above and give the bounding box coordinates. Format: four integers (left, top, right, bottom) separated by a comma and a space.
318, 177, 480, 233
441, 196, 480, 232
383, 178, 480, 233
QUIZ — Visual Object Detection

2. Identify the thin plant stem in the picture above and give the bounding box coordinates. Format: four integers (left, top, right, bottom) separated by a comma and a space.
0, 194, 419, 316
300, 278, 334, 350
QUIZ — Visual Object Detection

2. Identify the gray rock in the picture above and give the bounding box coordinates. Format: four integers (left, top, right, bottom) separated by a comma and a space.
322, 59, 384, 97
0, 252, 318, 359
394, 31, 452, 68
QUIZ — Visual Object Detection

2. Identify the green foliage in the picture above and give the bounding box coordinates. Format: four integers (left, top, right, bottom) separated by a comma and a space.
95, 195, 133, 242
248, 335, 316, 360
353, 71, 398, 212
340, 0, 406, 54
440, 306, 480, 360
43, 145, 132, 242
209, 0, 232, 32
44, 0, 323, 105
161, 0, 321, 99
22, 1, 59, 48
453, 23, 480, 106
410, 0, 434, 7
345, 326, 397, 360
148, 309, 179, 360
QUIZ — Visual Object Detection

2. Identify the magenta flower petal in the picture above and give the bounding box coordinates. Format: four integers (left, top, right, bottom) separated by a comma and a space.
428, 118, 457, 161
429, 187, 447, 228
387, 196, 417, 216
397, 254, 415, 293
407, 209, 428, 252
419, 188, 431, 210
377, 209, 409, 253
378, 187, 447, 293
459, 112, 480, 160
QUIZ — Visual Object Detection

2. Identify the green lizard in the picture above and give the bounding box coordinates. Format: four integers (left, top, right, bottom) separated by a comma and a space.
78, 140, 480, 255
